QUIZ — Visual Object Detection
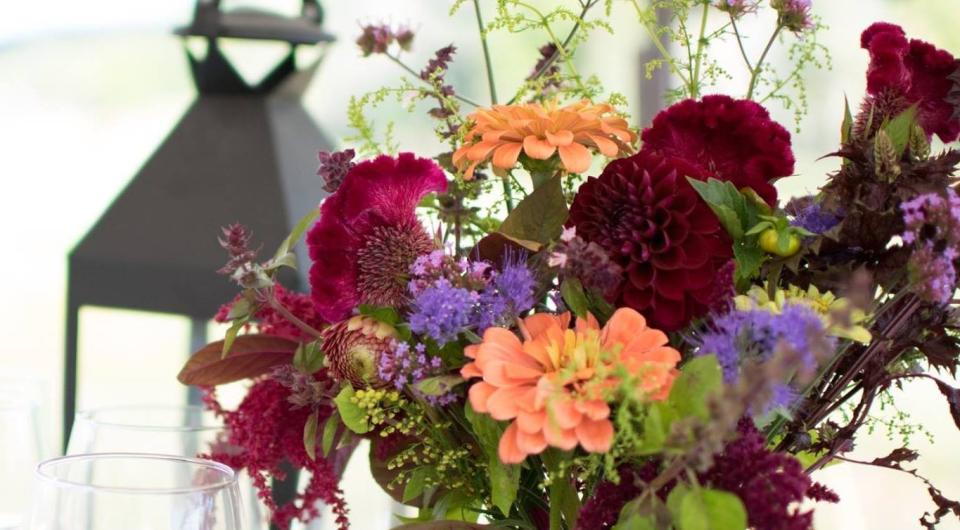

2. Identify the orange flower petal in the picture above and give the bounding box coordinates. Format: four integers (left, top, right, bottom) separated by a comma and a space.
460, 361, 482, 379
516, 428, 548, 455
585, 133, 619, 157
623, 329, 669, 354
522, 313, 565, 339
602, 308, 648, 350
463, 160, 479, 181
487, 385, 537, 421
575, 418, 614, 453
545, 129, 574, 146
574, 399, 610, 421
468, 381, 496, 413
543, 419, 578, 450
517, 410, 546, 433
548, 397, 583, 430
557, 142, 592, 173
522, 135, 556, 160
464, 344, 480, 360
498, 422, 527, 464
467, 141, 500, 161
492, 142, 523, 170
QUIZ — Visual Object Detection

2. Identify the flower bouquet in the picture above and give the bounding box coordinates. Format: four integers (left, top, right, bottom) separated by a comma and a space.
177, 1, 960, 529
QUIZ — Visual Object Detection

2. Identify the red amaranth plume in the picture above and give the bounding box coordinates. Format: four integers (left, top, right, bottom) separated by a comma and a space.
214, 285, 325, 342
201, 381, 351, 529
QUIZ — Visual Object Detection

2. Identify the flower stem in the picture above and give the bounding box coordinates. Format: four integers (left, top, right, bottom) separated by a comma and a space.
472, 0, 498, 105
263, 290, 324, 339
630, 0, 690, 88
690, 0, 711, 98
515, 1, 588, 95
747, 24, 783, 100
385, 54, 482, 108
729, 14, 753, 73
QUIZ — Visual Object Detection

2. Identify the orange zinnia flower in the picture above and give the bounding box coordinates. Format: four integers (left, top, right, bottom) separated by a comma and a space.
452, 100, 637, 180
460, 308, 680, 464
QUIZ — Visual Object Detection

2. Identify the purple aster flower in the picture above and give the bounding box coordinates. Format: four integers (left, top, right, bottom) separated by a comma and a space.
694, 304, 833, 411
785, 196, 842, 235
408, 278, 476, 345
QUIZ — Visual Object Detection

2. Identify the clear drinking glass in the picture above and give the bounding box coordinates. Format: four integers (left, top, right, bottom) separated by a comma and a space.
0, 379, 46, 529
66, 406, 265, 529
27, 453, 243, 530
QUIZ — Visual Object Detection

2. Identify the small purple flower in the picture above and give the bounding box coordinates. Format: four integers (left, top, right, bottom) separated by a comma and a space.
901, 189, 960, 304
716, 0, 758, 17
786, 196, 842, 235
408, 278, 476, 345
378, 341, 456, 405
773, 0, 813, 32
694, 304, 833, 411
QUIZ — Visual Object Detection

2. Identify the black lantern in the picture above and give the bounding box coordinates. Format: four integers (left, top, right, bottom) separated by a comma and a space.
63, 0, 334, 448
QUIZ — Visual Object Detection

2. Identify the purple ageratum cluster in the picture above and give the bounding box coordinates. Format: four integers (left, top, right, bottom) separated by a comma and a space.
377, 341, 456, 405
407, 250, 537, 345
901, 190, 960, 304
785, 195, 842, 235
694, 304, 833, 411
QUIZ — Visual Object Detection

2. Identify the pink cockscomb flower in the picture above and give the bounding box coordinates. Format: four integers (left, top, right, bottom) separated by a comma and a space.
639, 95, 795, 206
859, 22, 960, 143
307, 153, 447, 322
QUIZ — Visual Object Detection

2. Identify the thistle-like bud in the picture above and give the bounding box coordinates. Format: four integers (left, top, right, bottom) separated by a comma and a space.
322, 316, 398, 388
873, 130, 901, 182
909, 123, 931, 160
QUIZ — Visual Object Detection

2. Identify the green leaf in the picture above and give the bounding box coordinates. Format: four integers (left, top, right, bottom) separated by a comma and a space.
334, 386, 370, 434
464, 403, 520, 516
560, 278, 590, 318
414, 375, 464, 396
711, 204, 744, 240
178, 334, 298, 386
225, 297, 253, 320
883, 105, 918, 158
221, 316, 248, 358
358, 305, 400, 326
303, 410, 319, 461
498, 174, 569, 245
732, 242, 766, 284
293, 340, 325, 374
687, 178, 749, 240
403, 468, 429, 503
777, 231, 792, 255
613, 496, 668, 530
390, 522, 488, 529
321, 412, 340, 457
611, 514, 657, 530
841, 95, 853, 144
670, 486, 748, 530
669, 355, 723, 420
636, 401, 675, 454
273, 208, 319, 262
744, 221, 773, 237
265, 251, 298, 271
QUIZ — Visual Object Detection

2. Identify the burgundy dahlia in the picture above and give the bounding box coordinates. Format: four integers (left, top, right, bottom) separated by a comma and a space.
307, 153, 447, 322
568, 151, 732, 331
859, 22, 960, 143
639, 95, 795, 205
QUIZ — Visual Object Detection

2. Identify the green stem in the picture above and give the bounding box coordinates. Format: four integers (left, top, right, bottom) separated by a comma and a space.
542, 450, 579, 530
516, 2, 588, 95
729, 14, 753, 73
472, 0, 498, 104
690, 0, 710, 98
385, 54, 482, 107
746, 24, 783, 100
630, 0, 690, 87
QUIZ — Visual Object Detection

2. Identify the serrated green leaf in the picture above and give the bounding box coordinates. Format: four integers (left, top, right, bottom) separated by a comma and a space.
712, 204, 744, 240
334, 386, 370, 434
499, 174, 568, 245
303, 410, 319, 461
464, 403, 520, 515
560, 278, 590, 318
883, 105, 918, 158
733, 242, 766, 284
669, 355, 723, 420
414, 375, 464, 396
322, 412, 340, 457
403, 468, 428, 503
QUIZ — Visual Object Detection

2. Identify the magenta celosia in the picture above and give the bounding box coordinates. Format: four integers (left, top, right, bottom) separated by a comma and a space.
214, 285, 325, 342
639, 95, 795, 206
307, 153, 447, 322
860, 22, 960, 143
